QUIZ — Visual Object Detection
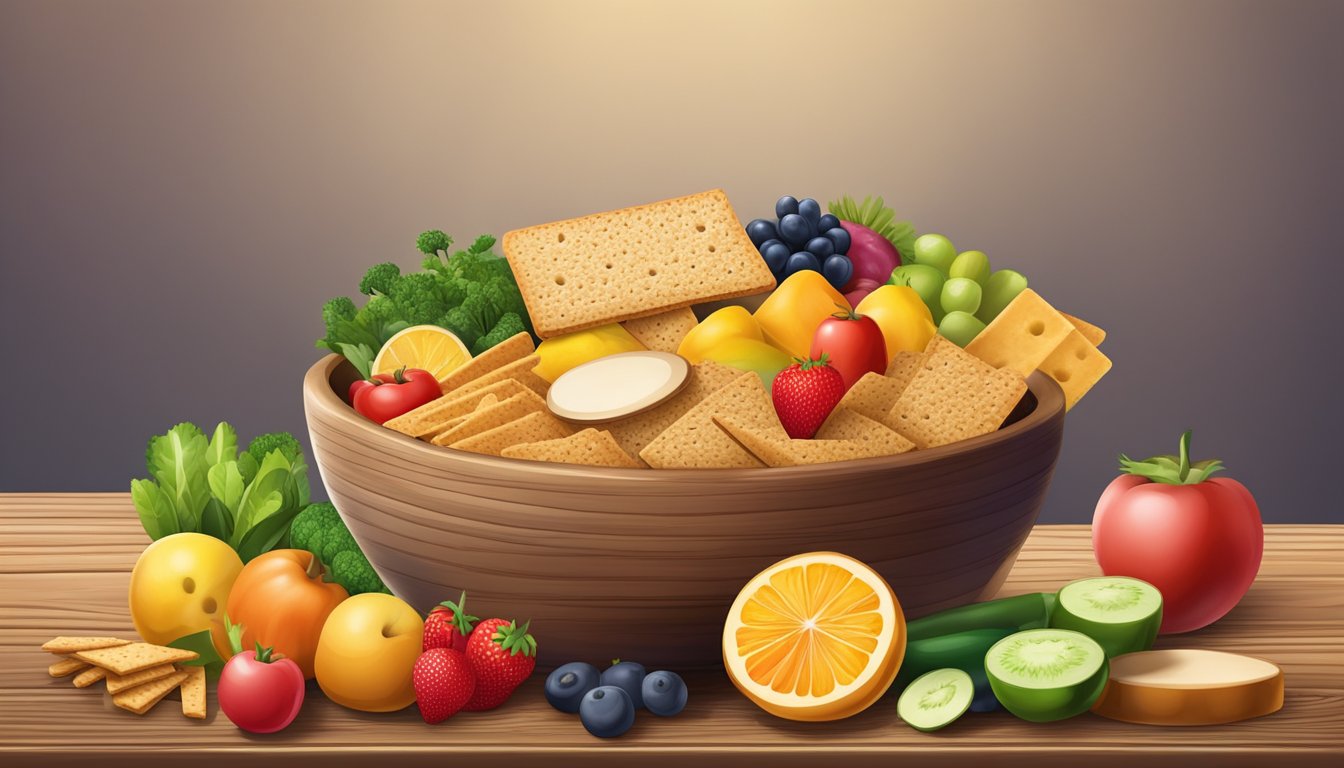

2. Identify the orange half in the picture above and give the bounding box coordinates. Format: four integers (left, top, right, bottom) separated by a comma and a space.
722, 551, 905, 721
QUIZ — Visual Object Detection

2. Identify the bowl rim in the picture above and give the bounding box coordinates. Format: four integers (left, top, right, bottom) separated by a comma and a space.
304, 353, 1065, 480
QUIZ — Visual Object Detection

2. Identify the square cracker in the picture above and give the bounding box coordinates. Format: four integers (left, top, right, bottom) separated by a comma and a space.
621, 307, 699, 353
73, 666, 107, 688
888, 335, 1027, 449
825, 372, 909, 427
1039, 328, 1112, 410
606, 360, 741, 463
384, 379, 524, 438
1060, 311, 1106, 347
715, 415, 905, 467
453, 356, 548, 399
503, 189, 777, 338
42, 636, 131, 654
48, 657, 89, 677
449, 411, 573, 457
815, 408, 916, 455
112, 670, 190, 715
639, 373, 777, 469
431, 389, 548, 446
106, 663, 178, 695
502, 428, 642, 468
884, 350, 925, 392
438, 332, 535, 393
74, 642, 198, 676
964, 289, 1073, 376
180, 665, 207, 719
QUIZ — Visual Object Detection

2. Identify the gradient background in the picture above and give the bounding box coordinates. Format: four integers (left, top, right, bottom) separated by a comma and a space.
1, 0, 1340, 522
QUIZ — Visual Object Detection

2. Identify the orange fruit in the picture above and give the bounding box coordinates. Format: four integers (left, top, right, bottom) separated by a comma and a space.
722, 551, 905, 721
372, 325, 470, 382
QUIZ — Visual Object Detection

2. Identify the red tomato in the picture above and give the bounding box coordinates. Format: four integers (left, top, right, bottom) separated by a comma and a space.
1092, 431, 1263, 634
810, 308, 888, 390
218, 644, 305, 733
349, 367, 441, 424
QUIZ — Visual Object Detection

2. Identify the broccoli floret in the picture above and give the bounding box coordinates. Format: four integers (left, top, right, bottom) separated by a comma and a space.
416, 229, 453, 258
439, 291, 498, 349
357, 295, 400, 328
473, 312, 526, 355
359, 262, 402, 296
246, 432, 303, 465
290, 502, 388, 595
385, 272, 449, 326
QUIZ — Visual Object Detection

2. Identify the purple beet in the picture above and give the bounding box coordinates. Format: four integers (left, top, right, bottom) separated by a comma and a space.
840, 220, 901, 292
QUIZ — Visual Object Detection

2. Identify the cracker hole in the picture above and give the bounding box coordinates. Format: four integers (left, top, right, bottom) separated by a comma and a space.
605, 263, 613, 269
696, 224, 706, 232
649, 268, 657, 276
708, 245, 716, 252
555, 275, 566, 286
557, 232, 565, 243
182, 577, 195, 594
1028, 321, 1045, 336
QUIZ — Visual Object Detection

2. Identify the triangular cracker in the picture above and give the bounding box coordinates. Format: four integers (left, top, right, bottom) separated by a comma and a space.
112, 670, 190, 715
74, 642, 199, 676
502, 428, 642, 468
639, 373, 778, 469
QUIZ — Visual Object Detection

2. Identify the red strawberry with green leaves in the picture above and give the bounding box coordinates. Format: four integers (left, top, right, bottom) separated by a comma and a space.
412, 647, 476, 724
772, 354, 847, 439
462, 618, 537, 711
423, 591, 478, 653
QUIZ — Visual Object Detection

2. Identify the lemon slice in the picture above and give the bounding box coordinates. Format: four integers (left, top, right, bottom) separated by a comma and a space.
722, 551, 906, 721
372, 325, 471, 382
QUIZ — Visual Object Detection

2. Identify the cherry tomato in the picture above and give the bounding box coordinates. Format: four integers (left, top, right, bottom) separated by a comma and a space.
810, 308, 888, 390
349, 367, 441, 424
218, 643, 305, 733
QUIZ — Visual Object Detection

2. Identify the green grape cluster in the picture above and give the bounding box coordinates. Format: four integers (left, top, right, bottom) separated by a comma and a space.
887, 234, 1028, 347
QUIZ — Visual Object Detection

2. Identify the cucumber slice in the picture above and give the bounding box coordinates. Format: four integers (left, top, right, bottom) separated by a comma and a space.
1050, 576, 1163, 658
897, 668, 975, 732
906, 592, 1056, 641
894, 627, 1012, 711
985, 629, 1108, 722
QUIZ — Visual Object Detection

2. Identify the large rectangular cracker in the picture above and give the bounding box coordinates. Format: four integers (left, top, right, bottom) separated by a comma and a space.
449, 411, 573, 457
606, 360, 741, 462
48, 657, 89, 677
106, 663, 178, 694
42, 636, 131, 654
621, 307, 699, 353
502, 428, 642, 468
180, 665, 207, 719
715, 415, 903, 467
964, 289, 1073, 376
888, 335, 1028, 449
438, 332, 535, 393
431, 389, 548, 446
112, 670, 190, 716
815, 408, 916, 455
639, 373, 777, 469
74, 642, 198, 676
385, 379, 525, 438
453, 356, 548, 399
503, 189, 777, 338
884, 350, 925, 392
1039, 328, 1112, 410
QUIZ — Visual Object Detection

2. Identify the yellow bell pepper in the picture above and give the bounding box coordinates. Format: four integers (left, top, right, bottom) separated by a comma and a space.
855, 285, 937, 359
677, 306, 763, 363
752, 271, 850, 359
533, 324, 646, 382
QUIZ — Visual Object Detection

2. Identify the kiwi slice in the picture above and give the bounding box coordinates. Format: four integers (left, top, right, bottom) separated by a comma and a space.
1051, 576, 1162, 658
985, 629, 1108, 722
897, 668, 974, 732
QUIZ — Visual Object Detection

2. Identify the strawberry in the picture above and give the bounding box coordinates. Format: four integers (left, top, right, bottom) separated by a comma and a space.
412, 647, 476, 724
771, 354, 847, 439
462, 618, 537, 711
422, 591, 478, 653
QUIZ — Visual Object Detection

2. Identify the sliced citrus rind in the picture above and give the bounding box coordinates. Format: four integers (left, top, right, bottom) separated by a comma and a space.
723, 551, 905, 721
373, 325, 471, 382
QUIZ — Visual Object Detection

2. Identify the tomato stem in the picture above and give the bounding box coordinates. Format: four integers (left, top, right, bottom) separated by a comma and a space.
1117, 429, 1226, 485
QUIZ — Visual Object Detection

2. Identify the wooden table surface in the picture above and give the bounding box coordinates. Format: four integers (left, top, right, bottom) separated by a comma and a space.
1, 493, 1340, 767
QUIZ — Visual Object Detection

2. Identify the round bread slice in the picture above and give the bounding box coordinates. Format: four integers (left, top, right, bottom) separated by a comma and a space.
1091, 648, 1284, 725
548, 351, 690, 424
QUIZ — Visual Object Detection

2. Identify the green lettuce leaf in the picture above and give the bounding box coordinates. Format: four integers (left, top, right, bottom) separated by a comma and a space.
131, 479, 179, 541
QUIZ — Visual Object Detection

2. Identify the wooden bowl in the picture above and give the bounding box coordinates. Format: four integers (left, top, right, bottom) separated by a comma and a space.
304, 354, 1065, 669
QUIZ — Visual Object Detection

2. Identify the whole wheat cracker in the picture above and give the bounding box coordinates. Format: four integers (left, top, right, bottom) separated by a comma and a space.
452, 356, 547, 399
620, 307, 699, 353
106, 663, 178, 695
884, 350, 925, 392
72, 666, 107, 688
42, 636, 131, 654
502, 428, 642, 468
814, 408, 916, 455
715, 414, 902, 467
73, 643, 198, 676
48, 657, 89, 677
887, 335, 1027, 449
503, 189, 776, 338
385, 380, 524, 438
436, 332, 535, 393
639, 373, 779, 469
605, 360, 741, 463
179, 665, 207, 719
825, 372, 909, 426
449, 411, 573, 457
430, 389, 548, 446
112, 670, 190, 715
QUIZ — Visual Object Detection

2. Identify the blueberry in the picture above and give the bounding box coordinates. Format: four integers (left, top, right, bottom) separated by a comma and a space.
760, 240, 790, 275
579, 686, 635, 738
600, 661, 646, 709
824, 226, 851, 255
544, 661, 600, 714
745, 219, 778, 248
817, 213, 841, 232
798, 198, 822, 228
778, 214, 811, 248
775, 195, 799, 219
641, 670, 687, 717
822, 253, 853, 289
806, 236, 835, 260
784, 250, 821, 277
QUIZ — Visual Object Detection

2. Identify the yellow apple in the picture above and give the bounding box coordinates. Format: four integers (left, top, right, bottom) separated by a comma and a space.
128, 532, 243, 654
315, 593, 423, 712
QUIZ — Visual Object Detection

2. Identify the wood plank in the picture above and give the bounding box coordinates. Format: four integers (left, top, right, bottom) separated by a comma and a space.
0, 493, 1340, 767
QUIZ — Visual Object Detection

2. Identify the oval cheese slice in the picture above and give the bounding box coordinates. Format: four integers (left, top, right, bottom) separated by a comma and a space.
547, 351, 690, 423
1091, 648, 1283, 725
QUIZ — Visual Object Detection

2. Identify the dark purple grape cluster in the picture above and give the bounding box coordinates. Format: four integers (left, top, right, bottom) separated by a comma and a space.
746, 196, 853, 289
